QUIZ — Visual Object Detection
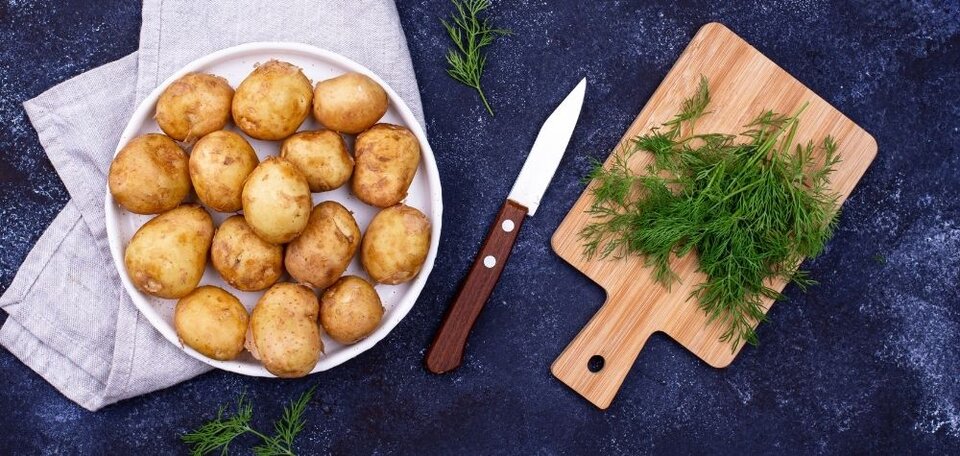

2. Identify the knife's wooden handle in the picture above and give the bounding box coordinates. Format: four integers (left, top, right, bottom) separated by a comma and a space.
425, 199, 528, 374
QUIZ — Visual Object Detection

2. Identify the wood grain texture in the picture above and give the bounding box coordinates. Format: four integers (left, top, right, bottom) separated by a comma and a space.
426, 199, 528, 374
550, 23, 877, 409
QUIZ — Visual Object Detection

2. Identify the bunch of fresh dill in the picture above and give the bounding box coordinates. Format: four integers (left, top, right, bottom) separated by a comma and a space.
181, 387, 314, 456
581, 77, 841, 350
441, 0, 510, 116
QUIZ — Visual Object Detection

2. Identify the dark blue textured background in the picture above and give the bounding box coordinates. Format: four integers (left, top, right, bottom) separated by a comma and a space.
2, 0, 959, 453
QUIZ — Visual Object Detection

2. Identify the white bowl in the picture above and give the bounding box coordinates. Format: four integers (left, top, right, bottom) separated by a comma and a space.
104, 42, 442, 377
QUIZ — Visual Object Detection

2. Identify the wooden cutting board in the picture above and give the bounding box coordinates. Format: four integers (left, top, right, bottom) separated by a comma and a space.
550, 22, 877, 409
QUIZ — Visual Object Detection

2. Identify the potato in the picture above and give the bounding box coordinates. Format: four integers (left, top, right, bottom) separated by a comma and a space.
279, 130, 353, 192
232, 60, 312, 140
124, 205, 214, 298
241, 157, 312, 244
189, 131, 259, 212
320, 276, 383, 344
155, 72, 234, 142
285, 201, 360, 289
108, 133, 191, 214
361, 204, 431, 284
351, 124, 420, 208
175, 286, 248, 360
211, 215, 284, 291
248, 283, 322, 378
312, 72, 388, 134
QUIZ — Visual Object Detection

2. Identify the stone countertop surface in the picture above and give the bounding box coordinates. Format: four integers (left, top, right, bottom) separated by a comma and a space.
1, 0, 958, 453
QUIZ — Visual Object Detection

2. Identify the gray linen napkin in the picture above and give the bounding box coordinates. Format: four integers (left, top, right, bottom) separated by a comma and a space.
0, 0, 424, 411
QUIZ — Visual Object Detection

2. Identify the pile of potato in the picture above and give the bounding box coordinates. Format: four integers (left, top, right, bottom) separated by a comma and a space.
109, 60, 432, 378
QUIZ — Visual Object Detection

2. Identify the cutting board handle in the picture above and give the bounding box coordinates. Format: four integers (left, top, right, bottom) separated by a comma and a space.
551, 285, 658, 409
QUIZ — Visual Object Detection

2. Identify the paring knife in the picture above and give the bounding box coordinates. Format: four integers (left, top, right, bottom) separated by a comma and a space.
425, 78, 588, 374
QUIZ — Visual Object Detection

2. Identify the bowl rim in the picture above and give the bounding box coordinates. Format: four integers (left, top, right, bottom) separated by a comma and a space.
103, 41, 443, 377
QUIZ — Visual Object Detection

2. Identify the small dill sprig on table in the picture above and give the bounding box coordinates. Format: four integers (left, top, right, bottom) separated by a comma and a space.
181, 394, 256, 456
182, 387, 316, 456
441, 0, 510, 116
253, 389, 314, 456
581, 77, 841, 350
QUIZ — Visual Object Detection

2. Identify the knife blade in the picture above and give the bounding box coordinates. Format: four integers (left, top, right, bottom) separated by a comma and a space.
425, 78, 588, 374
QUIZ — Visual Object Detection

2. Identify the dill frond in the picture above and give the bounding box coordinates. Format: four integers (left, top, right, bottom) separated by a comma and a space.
183, 388, 315, 456
580, 77, 841, 350
441, 0, 510, 116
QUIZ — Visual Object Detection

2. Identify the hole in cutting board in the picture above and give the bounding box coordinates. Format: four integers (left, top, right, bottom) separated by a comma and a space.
587, 355, 605, 373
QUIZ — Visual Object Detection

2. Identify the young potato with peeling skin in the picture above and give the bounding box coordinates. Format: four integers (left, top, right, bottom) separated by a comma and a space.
241, 157, 312, 244
248, 283, 322, 378
124, 205, 214, 298
280, 130, 354, 192
361, 204, 431, 284
312, 72, 388, 134
189, 131, 259, 212
108, 133, 191, 215
211, 215, 284, 291
232, 60, 313, 140
285, 201, 361, 290
320, 276, 384, 344
175, 286, 248, 361
155, 72, 234, 142
352, 123, 421, 208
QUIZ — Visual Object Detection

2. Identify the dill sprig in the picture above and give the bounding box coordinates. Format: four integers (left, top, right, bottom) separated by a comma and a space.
253, 389, 313, 456
581, 78, 841, 351
182, 387, 316, 456
441, 0, 510, 116
181, 394, 256, 456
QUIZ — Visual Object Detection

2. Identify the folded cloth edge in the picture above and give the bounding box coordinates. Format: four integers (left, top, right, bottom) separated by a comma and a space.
2, 53, 176, 411
0, 204, 105, 410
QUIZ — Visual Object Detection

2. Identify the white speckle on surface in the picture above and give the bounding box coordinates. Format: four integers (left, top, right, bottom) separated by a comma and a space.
862, 209, 960, 438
